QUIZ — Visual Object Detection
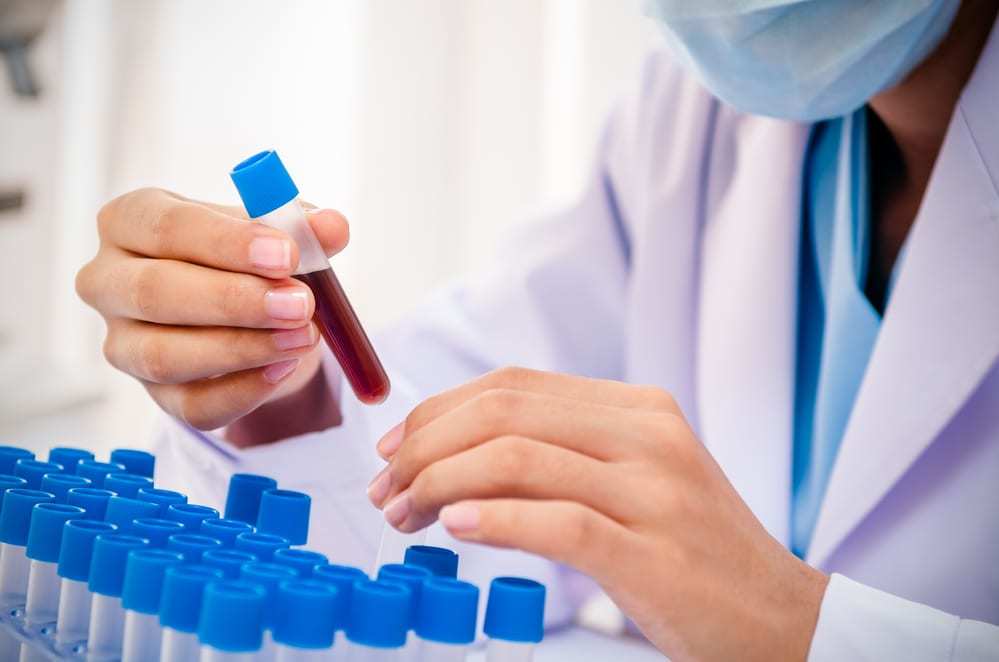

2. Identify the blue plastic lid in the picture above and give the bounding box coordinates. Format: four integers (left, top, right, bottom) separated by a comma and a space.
346, 580, 411, 648
136, 488, 187, 515
166, 533, 222, 563
273, 580, 339, 649
483, 577, 546, 643
121, 549, 183, 613
0, 447, 34, 475
200, 518, 253, 547
26, 502, 85, 563
88, 534, 150, 596
198, 580, 266, 652
234, 532, 289, 561
312, 564, 368, 631
202, 549, 257, 579
405, 545, 459, 578
0, 474, 28, 510
39, 473, 91, 503
132, 517, 185, 547
0, 489, 55, 545
76, 460, 126, 488
57, 519, 118, 581
104, 473, 152, 498
230, 150, 300, 219
416, 578, 479, 644
271, 548, 327, 578
159, 565, 224, 632
378, 563, 431, 630
239, 562, 297, 628
110, 449, 156, 478
104, 496, 159, 533
66, 487, 115, 520
15, 459, 64, 490
48, 448, 94, 472
223, 474, 277, 525
165, 503, 219, 530
256, 489, 310, 545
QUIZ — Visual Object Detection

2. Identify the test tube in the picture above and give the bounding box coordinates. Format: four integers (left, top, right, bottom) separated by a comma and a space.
14, 459, 65, 490
198, 580, 267, 661
272, 580, 339, 661
166, 533, 223, 563
86, 533, 150, 659
230, 149, 391, 404
234, 532, 290, 561
165, 503, 220, 529
271, 547, 328, 578
40, 473, 91, 503
135, 487, 187, 516
120, 549, 183, 662
55, 520, 118, 646
201, 518, 254, 547
132, 518, 186, 547
0, 447, 35, 474
483, 578, 546, 662
309, 563, 367, 645
110, 449, 156, 478
67, 487, 116, 520
104, 495, 159, 533
224, 473, 277, 525
203, 549, 258, 579
48, 448, 95, 473
104, 473, 153, 499
76, 460, 127, 488
343, 580, 411, 661
414, 578, 479, 662
403, 545, 459, 578
378, 564, 432, 662
240, 562, 298, 661
159, 565, 224, 662
256, 488, 312, 545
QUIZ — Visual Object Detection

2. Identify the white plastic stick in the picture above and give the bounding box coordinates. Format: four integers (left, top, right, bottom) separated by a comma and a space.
372, 526, 427, 574
87, 593, 125, 660
200, 646, 260, 661
122, 609, 162, 662
160, 627, 200, 662
20, 559, 63, 662
275, 643, 334, 661
55, 577, 91, 645
343, 639, 403, 662
486, 639, 534, 662
0, 542, 32, 660
417, 639, 467, 662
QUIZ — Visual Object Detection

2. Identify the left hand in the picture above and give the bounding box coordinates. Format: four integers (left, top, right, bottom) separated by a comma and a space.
367, 367, 828, 662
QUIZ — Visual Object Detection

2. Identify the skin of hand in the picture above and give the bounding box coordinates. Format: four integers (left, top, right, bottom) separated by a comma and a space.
75, 188, 349, 440
367, 367, 829, 662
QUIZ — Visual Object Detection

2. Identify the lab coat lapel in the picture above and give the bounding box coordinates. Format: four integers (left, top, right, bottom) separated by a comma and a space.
807, 30, 999, 566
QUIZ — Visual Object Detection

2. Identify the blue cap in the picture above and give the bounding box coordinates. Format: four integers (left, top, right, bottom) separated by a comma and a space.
202, 549, 257, 579
223, 474, 277, 525
109, 449, 156, 478
136, 488, 187, 516
230, 150, 299, 218
378, 563, 431, 629
166, 534, 222, 563
26, 503, 85, 562
104, 473, 152, 498
0, 447, 34, 475
76, 460, 126, 487
239, 562, 297, 628
0, 474, 28, 510
88, 534, 150, 596
273, 580, 339, 649
404, 545, 459, 578
483, 577, 545, 643
15, 459, 64, 489
165, 503, 219, 530
200, 518, 253, 547
67, 488, 115, 520
313, 564, 367, 631
57, 520, 117, 581
104, 496, 159, 533
0, 489, 55, 545
256, 489, 310, 545
198, 580, 266, 652
159, 565, 224, 632
48, 448, 94, 472
132, 518, 185, 547
271, 548, 327, 578
121, 549, 183, 613
346, 580, 410, 648
416, 578, 479, 644
40, 474, 91, 503
234, 532, 288, 561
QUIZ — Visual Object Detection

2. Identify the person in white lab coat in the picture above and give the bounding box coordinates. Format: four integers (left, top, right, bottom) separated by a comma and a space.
76, 1, 999, 660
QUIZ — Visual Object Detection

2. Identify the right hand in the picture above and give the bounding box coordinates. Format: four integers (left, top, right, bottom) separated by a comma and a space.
76, 188, 349, 432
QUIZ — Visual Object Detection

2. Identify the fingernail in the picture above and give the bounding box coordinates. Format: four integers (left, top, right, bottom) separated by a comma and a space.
383, 491, 412, 527
272, 325, 316, 351
249, 237, 292, 270
376, 422, 405, 458
265, 288, 309, 320
366, 467, 392, 507
440, 503, 480, 533
263, 359, 299, 384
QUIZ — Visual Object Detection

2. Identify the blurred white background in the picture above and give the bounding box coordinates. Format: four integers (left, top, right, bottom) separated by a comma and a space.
0, 0, 660, 459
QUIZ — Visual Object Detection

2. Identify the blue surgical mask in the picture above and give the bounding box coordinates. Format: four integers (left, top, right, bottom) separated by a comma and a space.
645, 0, 960, 121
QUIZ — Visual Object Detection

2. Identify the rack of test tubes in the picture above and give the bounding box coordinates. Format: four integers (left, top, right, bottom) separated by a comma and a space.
0, 446, 545, 661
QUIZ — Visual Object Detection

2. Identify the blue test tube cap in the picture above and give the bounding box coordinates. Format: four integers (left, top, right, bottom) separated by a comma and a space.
57, 520, 117, 581
416, 578, 479, 645
234, 532, 289, 561
88, 533, 150, 597
165, 503, 219, 530
104, 472, 152, 498
48, 447, 94, 472
0, 447, 34, 475
378, 563, 432, 629
110, 449, 156, 478
200, 518, 253, 547
256, 489, 310, 545
159, 565, 224, 632
230, 150, 299, 218
0, 474, 28, 509
273, 580, 339, 649
198, 580, 267, 653
67, 487, 115, 520
0, 489, 54, 545
104, 495, 159, 533
40, 473, 91, 503
239, 562, 297, 628
26, 503, 85, 563
404, 545, 459, 578
76, 460, 126, 487
15, 459, 64, 489
223, 473, 277, 525
166, 533, 222, 563
132, 517, 185, 547
346, 580, 411, 649
202, 549, 257, 579
121, 548, 183, 613
271, 547, 328, 578
483, 577, 546, 643
312, 564, 368, 631
135, 487, 187, 515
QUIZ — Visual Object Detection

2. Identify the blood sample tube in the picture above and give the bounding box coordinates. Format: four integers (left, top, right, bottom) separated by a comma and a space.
230, 149, 391, 404
483, 578, 546, 662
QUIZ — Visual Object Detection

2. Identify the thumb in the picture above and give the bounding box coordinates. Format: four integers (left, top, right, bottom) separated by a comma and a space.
303, 206, 350, 258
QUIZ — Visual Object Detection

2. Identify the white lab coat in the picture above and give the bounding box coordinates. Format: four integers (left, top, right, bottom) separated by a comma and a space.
152, 28, 999, 661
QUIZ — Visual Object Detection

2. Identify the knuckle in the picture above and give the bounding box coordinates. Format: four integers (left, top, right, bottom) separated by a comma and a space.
487, 436, 530, 480
149, 203, 184, 254
135, 334, 170, 383
474, 388, 521, 428
101, 331, 119, 369
562, 504, 595, 550
75, 259, 98, 305
130, 263, 162, 317
638, 385, 678, 412
484, 365, 534, 388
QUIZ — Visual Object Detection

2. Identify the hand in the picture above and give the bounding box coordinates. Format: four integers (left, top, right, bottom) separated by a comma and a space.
368, 367, 828, 662
76, 188, 349, 435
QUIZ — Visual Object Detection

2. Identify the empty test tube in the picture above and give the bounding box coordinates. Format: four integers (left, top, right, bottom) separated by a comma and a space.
55, 520, 118, 646
203, 549, 258, 579
76, 460, 126, 488
48, 447, 94, 473
14, 459, 64, 490
256, 489, 311, 544
235, 532, 289, 561
165, 503, 220, 529
104, 496, 159, 533
40, 473, 91, 502
166, 534, 223, 563
415, 578, 479, 662
224, 473, 277, 525
198, 580, 267, 661
344, 580, 411, 661
110, 449, 156, 478
0, 447, 35, 474
67, 488, 116, 520
484, 578, 546, 662
403, 545, 459, 578
132, 518, 186, 547
86, 534, 150, 659
201, 518, 254, 547
271, 547, 328, 578
104, 473, 153, 499
120, 549, 183, 662
378, 564, 432, 662
240, 562, 298, 660
159, 565, 224, 662
135, 488, 187, 516
273, 580, 340, 661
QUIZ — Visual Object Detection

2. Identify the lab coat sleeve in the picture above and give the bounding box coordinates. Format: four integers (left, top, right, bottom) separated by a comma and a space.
808, 574, 999, 661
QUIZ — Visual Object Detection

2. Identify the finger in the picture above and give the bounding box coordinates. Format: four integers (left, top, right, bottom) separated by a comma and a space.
306, 208, 350, 257
103, 319, 320, 384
